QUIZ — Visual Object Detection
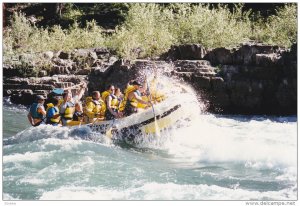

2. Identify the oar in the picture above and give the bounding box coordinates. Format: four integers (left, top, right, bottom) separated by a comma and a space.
105, 100, 121, 139
52, 88, 64, 95
146, 77, 161, 137
105, 118, 116, 139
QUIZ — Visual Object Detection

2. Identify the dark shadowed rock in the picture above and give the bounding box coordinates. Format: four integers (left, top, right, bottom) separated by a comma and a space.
205, 47, 233, 65
58, 51, 70, 59
162, 44, 207, 60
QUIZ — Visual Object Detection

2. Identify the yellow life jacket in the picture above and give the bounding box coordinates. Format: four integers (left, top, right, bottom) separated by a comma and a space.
101, 90, 120, 111
101, 91, 111, 103
85, 96, 93, 105
63, 102, 75, 119
119, 85, 138, 112
137, 96, 149, 109
101, 91, 110, 112
111, 95, 119, 109
84, 97, 104, 119
58, 99, 64, 106
46, 103, 60, 123
91, 99, 102, 114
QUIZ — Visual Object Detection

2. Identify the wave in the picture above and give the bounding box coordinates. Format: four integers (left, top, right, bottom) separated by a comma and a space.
38, 183, 296, 200
156, 114, 297, 170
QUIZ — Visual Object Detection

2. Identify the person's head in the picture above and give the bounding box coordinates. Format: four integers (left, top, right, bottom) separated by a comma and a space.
75, 102, 83, 112
36, 95, 45, 104
63, 92, 72, 102
52, 97, 59, 106
131, 80, 142, 90
115, 87, 122, 97
92, 91, 100, 100
107, 85, 115, 94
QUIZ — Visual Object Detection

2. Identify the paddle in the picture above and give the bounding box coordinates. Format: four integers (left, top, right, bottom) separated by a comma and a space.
105, 118, 116, 139
105, 97, 121, 139
146, 75, 161, 137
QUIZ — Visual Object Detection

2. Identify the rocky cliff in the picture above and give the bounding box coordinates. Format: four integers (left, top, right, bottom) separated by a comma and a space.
3, 42, 297, 115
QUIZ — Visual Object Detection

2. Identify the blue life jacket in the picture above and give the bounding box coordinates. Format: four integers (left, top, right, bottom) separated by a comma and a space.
30, 103, 44, 120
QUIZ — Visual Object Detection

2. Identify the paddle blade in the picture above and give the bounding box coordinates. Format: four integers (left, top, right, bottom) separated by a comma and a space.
105, 127, 113, 139
53, 88, 64, 95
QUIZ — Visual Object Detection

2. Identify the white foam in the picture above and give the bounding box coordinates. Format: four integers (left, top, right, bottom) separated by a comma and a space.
39, 182, 296, 200
3, 193, 20, 200
159, 114, 297, 170
19, 177, 48, 185
3, 151, 53, 163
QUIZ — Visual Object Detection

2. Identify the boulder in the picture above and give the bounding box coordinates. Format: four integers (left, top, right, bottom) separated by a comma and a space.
162, 44, 207, 60
58, 51, 70, 59
205, 47, 233, 65
38, 70, 47, 77
43, 51, 54, 60
255, 53, 281, 67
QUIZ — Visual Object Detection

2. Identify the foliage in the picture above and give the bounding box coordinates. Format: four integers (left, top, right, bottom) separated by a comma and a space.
3, 3, 297, 65
107, 3, 174, 59
251, 4, 297, 47
3, 12, 106, 76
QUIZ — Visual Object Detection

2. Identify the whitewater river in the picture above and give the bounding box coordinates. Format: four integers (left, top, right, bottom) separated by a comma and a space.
2, 94, 297, 201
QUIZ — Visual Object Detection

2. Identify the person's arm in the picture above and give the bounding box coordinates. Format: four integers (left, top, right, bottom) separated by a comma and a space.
59, 103, 66, 115
76, 82, 87, 100
38, 106, 46, 116
133, 92, 151, 106
27, 112, 34, 126
106, 96, 119, 118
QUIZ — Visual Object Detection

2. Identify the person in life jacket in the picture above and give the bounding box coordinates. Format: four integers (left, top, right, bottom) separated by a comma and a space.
46, 98, 61, 126
119, 80, 151, 117
27, 95, 47, 127
102, 85, 121, 120
84, 91, 104, 123
59, 83, 87, 126
115, 87, 124, 103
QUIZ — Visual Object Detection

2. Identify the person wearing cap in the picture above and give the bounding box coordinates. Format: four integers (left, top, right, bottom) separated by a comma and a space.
27, 95, 47, 127
119, 80, 151, 117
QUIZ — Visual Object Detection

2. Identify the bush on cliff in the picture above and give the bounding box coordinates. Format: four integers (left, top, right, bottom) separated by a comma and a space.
3, 12, 106, 76
252, 4, 297, 47
3, 3, 297, 64
107, 3, 174, 59
4, 12, 106, 54
107, 3, 253, 59
108, 3, 296, 59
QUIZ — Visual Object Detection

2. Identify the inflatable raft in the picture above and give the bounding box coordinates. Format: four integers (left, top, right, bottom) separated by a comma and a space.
86, 92, 195, 139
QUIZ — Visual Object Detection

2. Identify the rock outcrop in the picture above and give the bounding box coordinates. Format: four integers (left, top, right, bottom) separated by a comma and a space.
3, 75, 87, 105
3, 43, 297, 115
163, 42, 297, 115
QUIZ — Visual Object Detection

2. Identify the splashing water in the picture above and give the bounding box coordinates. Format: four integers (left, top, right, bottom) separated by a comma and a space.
2, 78, 297, 201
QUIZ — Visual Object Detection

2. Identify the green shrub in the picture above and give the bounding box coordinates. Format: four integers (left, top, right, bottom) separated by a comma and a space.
107, 3, 254, 59
3, 12, 106, 76
3, 3, 297, 63
169, 4, 252, 48
252, 4, 297, 47
3, 12, 106, 54
107, 3, 174, 59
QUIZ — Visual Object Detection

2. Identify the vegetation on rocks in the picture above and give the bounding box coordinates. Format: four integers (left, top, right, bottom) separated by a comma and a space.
3, 3, 297, 75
